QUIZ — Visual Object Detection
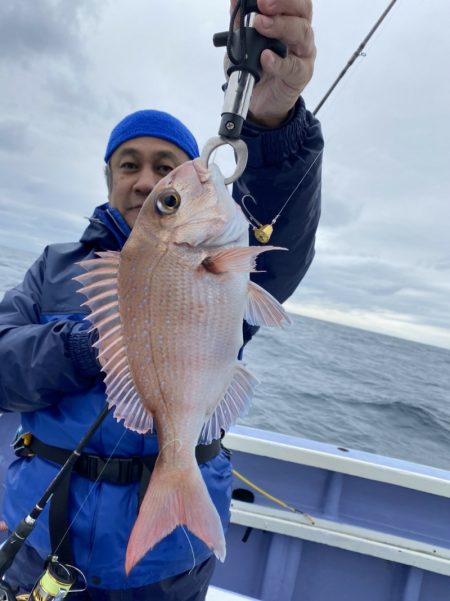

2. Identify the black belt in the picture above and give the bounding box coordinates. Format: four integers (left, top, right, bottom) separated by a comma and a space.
23, 436, 222, 484
15, 433, 222, 567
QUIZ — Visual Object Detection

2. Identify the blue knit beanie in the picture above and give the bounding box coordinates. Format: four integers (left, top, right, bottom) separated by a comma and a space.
104, 109, 199, 163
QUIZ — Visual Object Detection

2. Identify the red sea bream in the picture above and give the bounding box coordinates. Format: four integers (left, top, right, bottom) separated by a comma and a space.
75, 158, 290, 573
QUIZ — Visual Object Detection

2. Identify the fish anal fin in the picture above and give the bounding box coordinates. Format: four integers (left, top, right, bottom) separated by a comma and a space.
199, 363, 259, 444
245, 281, 292, 327
202, 246, 287, 274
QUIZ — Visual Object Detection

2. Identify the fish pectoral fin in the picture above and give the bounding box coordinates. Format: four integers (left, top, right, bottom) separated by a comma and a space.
245, 281, 292, 327
126, 460, 226, 575
202, 245, 286, 274
74, 252, 154, 435
199, 363, 259, 444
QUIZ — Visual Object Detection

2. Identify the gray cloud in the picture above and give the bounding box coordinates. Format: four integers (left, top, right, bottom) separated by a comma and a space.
0, 119, 34, 153
0, 0, 98, 66
295, 251, 450, 336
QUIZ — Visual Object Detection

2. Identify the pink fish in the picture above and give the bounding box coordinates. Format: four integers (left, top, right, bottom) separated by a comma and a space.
75, 158, 290, 574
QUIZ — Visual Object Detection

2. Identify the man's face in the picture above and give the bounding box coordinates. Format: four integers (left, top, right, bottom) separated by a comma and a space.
107, 137, 190, 228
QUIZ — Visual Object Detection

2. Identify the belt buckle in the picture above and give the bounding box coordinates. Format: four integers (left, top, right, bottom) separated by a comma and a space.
12, 430, 35, 458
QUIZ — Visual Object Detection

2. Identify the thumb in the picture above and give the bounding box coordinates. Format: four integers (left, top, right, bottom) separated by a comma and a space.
260, 48, 284, 77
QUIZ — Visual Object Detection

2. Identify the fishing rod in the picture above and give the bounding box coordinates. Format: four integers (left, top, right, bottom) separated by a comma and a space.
0, 404, 111, 601
313, 0, 399, 115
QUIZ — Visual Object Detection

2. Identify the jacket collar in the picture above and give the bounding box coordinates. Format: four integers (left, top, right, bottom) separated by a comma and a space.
79, 203, 131, 251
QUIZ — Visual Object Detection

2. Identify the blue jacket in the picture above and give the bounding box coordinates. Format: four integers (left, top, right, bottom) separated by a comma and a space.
0, 99, 323, 588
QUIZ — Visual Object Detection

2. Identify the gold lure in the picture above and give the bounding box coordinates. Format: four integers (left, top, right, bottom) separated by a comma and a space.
240, 148, 323, 247
254, 224, 273, 244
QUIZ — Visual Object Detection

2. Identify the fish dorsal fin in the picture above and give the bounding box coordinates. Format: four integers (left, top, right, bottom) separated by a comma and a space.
202, 245, 286, 274
75, 252, 154, 434
199, 363, 259, 444
245, 281, 292, 327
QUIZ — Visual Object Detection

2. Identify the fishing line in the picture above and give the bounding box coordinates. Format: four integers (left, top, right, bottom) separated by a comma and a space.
232, 469, 315, 524
180, 526, 196, 575
52, 425, 128, 559
158, 437, 182, 453
240, 145, 324, 243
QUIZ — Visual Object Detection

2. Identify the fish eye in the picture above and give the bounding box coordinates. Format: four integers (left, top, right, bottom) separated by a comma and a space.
155, 189, 181, 215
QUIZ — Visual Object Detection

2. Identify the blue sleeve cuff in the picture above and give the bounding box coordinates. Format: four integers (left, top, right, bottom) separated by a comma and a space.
66, 322, 100, 378
241, 97, 312, 168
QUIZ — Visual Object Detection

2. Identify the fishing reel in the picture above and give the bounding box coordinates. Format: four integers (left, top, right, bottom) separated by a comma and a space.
0, 557, 84, 601
28, 558, 77, 601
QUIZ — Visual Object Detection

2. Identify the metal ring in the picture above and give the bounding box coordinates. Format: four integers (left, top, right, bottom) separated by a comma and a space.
200, 136, 248, 185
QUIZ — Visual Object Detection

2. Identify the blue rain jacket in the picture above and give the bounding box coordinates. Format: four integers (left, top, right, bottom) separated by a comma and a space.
0, 99, 322, 589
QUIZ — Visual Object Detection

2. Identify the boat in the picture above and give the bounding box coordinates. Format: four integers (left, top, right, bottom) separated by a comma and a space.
207, 424, 450, 600
2, 412, 450, 600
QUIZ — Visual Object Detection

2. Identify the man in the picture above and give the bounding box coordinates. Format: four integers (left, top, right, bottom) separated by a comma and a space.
0, 0, 322, 598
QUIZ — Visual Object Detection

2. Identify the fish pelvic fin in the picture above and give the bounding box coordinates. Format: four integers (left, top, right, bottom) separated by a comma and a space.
200, 363, 259, 444
245, 281, 292, 327
75, 252, 154, 434
202, 245, 287, 274
125, 460, 226, 575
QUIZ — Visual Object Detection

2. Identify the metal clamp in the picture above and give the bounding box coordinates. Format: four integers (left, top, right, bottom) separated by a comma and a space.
200, 136, 248, 185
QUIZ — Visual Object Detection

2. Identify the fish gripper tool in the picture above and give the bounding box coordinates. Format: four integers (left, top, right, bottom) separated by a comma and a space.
213, 0, 287, 140
202, 0, 287, 184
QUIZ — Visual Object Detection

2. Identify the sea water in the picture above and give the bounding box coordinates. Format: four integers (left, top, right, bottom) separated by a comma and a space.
1, 244, 449, 470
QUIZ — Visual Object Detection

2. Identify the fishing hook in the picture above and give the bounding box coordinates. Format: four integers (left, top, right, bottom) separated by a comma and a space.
240, 193, 261, 226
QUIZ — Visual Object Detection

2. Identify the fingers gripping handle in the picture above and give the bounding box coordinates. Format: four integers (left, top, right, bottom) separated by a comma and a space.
213, 1, 287, 139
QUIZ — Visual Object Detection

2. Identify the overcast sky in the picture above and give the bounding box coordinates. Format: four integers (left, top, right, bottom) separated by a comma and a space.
0, 0, 449, 349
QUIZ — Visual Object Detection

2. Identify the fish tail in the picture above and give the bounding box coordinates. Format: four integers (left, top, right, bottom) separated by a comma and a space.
125, 459, 226, 574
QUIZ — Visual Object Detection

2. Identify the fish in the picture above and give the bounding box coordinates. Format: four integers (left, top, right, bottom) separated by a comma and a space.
75, 158, 291, 574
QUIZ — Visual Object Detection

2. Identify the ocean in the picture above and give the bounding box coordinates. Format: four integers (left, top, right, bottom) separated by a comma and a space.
1, 244, 449, 471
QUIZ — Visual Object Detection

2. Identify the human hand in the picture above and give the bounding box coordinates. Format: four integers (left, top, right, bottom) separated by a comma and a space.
230, 0, 316, 128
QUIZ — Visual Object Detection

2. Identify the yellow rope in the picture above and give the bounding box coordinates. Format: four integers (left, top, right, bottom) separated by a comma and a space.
232, 469, 315, 524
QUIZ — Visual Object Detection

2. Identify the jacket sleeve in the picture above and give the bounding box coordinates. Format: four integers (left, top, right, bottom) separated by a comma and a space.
235, 97, 323, 345
0, 248, 99, 413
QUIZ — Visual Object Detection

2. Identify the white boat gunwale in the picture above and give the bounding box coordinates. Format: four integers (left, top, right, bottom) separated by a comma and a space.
225, 425, 450, 498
